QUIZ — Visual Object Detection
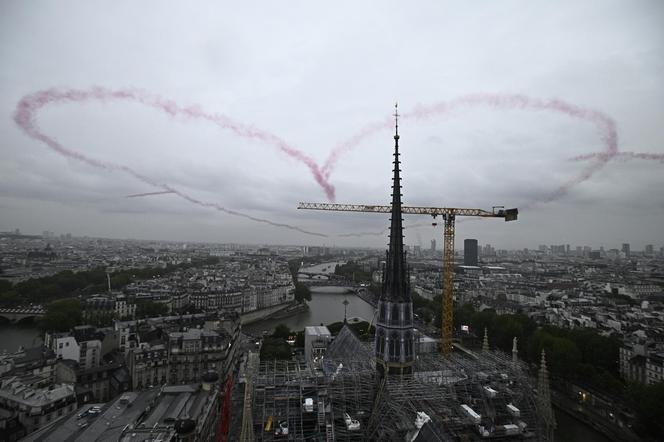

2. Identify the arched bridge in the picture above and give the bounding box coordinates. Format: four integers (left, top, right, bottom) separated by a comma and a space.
0, 306, 46, 323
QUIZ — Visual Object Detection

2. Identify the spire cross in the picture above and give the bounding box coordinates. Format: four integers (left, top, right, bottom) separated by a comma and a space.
394, 102, 399, 136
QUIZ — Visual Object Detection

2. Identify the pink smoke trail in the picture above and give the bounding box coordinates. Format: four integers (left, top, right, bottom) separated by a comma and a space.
125, 190, 175, 198
14, 90, 328, 238
570, 151, 664, 163
14, 87, 335, 200
323, 94, 618, 205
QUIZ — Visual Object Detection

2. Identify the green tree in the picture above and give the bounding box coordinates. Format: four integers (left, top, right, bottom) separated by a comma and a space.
135, 300, 169, 318
260, 337, 292, 360
0, 279, 12, 292
627, 382, 664, 438
273, 324, 292, 340
40, 298, 82, 332
294, 282, 311, 303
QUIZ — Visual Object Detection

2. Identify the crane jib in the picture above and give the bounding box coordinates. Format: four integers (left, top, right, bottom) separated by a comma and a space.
297, 203, 518, 221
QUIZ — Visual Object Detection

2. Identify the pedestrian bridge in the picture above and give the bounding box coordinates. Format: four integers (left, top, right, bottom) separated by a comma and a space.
0, 307, 45, 323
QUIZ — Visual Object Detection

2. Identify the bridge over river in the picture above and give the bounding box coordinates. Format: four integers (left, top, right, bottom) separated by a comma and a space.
0, 306, 45, 323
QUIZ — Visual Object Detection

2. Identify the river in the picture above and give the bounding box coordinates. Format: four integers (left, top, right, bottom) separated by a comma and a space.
244, 287, 375, 335
0, 323, 42, 353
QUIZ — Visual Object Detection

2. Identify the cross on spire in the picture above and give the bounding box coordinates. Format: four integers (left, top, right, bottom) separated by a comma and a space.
394, 102, 399, 138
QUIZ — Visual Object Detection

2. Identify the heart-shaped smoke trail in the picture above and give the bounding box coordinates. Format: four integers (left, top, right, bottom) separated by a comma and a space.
323, 94, 619, 207
16, 87, 648, 238
13, 87, 329, 237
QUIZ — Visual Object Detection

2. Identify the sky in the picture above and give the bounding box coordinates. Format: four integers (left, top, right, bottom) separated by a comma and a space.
1, 1, 663, 250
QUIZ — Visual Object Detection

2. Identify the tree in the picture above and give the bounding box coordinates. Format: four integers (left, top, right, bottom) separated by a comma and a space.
294, 282, 311, 303
260, 337, 292, 360
0, 279, 12, 292
135, 300, 169, 318
627, 382, 664, 438
40, 298, 82, 332
273, 324, 292, 340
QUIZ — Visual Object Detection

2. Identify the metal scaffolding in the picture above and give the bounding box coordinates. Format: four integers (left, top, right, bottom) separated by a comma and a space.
245, 332, 548, 441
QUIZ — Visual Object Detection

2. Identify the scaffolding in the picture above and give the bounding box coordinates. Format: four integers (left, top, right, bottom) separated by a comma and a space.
249, 360, 330, 441
246, 330, 548, 441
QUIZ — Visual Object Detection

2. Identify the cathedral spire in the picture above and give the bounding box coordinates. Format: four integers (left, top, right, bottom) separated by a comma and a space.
383, 102, 409, 301
374, 103, 415, 378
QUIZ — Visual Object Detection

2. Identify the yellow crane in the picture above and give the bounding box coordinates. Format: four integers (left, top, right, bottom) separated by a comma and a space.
297, 202, 518, 354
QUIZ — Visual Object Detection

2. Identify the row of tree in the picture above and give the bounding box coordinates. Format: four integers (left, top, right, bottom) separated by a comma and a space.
334, 261, 372, 283
0, 257, 220, 307
286, 258, 312, 303
38, 297, 188, 332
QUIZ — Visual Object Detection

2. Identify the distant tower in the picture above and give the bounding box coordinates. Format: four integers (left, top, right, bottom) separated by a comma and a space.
482, 328, 489, 352
512, 337, 518, 364
375, 104, 416, 379
430, 239, 436, 252
622, 243, 630, 258
538, 349, 556, 441
464, 239, 478, 266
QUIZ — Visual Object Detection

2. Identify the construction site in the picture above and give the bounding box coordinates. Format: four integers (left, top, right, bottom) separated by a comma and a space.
236, 334, 552, 441
232, 106, 554, 441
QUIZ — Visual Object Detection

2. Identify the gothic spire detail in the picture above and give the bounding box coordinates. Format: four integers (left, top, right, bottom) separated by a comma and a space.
383, 103, 409, 301
482, 327, 489, 351
512, 337, 519, 364
538, 349, 556, 440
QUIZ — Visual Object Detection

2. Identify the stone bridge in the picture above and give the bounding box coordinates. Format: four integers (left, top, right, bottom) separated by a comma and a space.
0, 306, 45, 323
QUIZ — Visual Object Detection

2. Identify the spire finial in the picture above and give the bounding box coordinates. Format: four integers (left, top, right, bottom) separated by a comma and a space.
394, 102, 399, 139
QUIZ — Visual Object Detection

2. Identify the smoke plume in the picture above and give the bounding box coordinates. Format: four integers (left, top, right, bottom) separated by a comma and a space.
14, 87, 335, 200
125, 190, 176, 198
323, 94, 619, 206
14, 88, 328, 237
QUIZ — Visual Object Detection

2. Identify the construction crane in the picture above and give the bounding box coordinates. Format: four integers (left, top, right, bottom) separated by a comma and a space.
297, 202, 518, 354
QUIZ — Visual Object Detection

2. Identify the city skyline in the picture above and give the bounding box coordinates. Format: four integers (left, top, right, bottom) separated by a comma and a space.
2, 226, 660, 255
1, 1, 663, 249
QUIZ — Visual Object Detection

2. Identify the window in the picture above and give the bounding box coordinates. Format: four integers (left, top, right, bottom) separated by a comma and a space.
392, 304, 399, 324
390, 332, 400, 360
405, 331, 413, 358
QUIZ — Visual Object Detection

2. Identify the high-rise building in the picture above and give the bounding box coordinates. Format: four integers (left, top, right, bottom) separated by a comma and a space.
464, 239, 479, 266
430, 239, 436, 251
374, 109, 415, 379
622, 243, 631, 257
645, 244, 654, 255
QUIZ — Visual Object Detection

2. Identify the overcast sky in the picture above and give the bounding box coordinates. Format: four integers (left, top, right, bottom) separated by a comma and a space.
1, 1, 663, 250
